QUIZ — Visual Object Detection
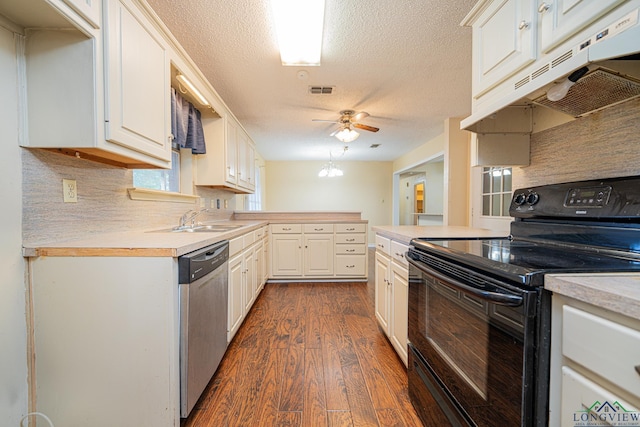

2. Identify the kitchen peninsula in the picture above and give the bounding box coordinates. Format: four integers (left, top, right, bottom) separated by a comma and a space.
24, 211, 368, 427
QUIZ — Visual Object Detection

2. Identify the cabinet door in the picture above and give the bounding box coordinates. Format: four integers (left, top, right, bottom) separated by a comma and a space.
375, 252, 391, 334
255, 240, 265, 293
243, 247, 256, 312
228, 253, 244, 342
472, 0, 536, 97
390, 261, 409, 366
104, 0, 170, 162
225, 118, 238, 185
271, 234, 302, 276
539, 0, 626, 53
237, 128, 250, 190
63, 0, 101, 28
303, 234, 334, 276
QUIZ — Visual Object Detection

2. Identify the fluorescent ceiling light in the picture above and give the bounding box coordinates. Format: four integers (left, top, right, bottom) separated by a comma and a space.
176, 74, 210, 106
271, 0, 325, 66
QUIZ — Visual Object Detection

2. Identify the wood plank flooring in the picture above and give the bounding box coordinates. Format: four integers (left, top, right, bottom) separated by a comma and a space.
182, 251, 422, 426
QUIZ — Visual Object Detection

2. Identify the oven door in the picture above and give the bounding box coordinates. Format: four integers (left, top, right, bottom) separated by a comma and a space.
407, 251, 542, 427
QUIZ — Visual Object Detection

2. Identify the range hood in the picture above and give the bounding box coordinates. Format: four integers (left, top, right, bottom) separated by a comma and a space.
461, 8, 640, 132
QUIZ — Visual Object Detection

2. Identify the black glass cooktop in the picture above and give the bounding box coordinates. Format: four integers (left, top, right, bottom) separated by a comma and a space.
410, 237, 640, 287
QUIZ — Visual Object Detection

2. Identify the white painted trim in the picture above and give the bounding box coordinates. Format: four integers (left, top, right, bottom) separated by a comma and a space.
127, 188, 199, 204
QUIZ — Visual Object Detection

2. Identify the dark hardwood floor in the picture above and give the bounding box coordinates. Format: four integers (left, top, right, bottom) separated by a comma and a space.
182, 249, 422, 426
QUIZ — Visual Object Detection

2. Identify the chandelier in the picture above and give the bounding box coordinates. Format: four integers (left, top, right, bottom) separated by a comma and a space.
318, 153, 343, 177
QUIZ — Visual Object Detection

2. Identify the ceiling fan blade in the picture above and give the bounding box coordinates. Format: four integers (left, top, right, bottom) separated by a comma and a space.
352, 111, 369, 121
353, 123, 379, 132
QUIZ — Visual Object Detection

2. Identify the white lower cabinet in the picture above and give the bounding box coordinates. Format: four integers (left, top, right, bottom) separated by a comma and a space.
227, 227, 268, 342
390, 260, 408, 365
270, 222, 367, 280
228, 251, 244, 341
271, 232, 303, 277
375, 250, 391, 334
374, 233, 409, 366
550, 295, 640, 426
29, 256, 180, 426
303, 233, 334, 276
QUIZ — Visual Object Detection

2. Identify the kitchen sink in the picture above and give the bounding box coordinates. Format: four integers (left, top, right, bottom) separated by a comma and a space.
149, 224, 244, 233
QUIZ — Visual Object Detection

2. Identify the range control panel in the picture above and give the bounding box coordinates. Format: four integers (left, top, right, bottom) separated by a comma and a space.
509, 175, 640, 220
564, 186, 611, 208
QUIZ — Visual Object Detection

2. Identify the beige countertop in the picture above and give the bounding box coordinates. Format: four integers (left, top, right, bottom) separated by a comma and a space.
23, 212, 370, 258
371, 225, 508, 245
546, 273, 640, 321
22, 221, 267, 258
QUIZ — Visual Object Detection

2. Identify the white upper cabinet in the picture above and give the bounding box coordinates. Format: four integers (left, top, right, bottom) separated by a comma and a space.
104, 0, 170, 164
16, 0, 172, 168
225, 118, 239, 186
62, 0, 101, 28
469, 0, 537, 97
195, 113, 256, 194
538, 0, 627, 53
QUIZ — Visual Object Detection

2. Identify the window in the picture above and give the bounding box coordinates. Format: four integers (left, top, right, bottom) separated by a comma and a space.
481, 167, 512, 217
133, 146, 180, 192
245, 166, 262, 210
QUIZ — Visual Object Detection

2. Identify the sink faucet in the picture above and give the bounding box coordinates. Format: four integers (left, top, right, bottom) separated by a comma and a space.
179, 209, 211, 228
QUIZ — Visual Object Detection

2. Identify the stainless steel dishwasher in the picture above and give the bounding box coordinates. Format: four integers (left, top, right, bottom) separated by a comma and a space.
178, 240, 229, 418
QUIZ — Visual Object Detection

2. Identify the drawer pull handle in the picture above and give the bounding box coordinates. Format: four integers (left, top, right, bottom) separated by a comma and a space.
347, 228, 355, 231
518, 20, 529, 30
346, 249, 355, 252
538, 2, 550, 13
347, 238, 355, 242
346, 265, 355, 268
283, 227, 291, 231
314, 228, 323, 231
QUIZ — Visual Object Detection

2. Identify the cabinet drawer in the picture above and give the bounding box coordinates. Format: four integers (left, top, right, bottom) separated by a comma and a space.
336, 223, 366, 233
390, 241, 409, 266
561, 366, 636, 425
243, 231, 256, 247
563, 305, 640, 397
375, 235, 391, 255
304, 224, 334, 233
271, 224, 302, 234
335, 255, 366, 276
229, 235, 244, 256
335, 234, 366, 245
335, 244, 366, 255
255, 226, 267, 240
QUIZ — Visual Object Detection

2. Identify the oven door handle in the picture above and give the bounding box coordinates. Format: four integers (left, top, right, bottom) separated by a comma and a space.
409, 258, 523, 307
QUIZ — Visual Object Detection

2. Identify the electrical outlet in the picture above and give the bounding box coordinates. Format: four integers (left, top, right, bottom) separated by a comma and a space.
62, 179, 78, 203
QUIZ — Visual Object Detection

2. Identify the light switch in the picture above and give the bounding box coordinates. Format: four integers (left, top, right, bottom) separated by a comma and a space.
63, 179, 78, 203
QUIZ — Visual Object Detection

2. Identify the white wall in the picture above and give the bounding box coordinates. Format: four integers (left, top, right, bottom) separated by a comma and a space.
265, 161, 393, 242
0, 27, 28, 425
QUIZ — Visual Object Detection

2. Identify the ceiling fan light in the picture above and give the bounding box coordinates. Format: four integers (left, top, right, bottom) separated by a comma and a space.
335, 128, 359, 143
271, 0, 325, 66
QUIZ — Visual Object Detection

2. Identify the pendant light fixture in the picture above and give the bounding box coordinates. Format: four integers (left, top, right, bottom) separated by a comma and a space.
318, 153, 343, 177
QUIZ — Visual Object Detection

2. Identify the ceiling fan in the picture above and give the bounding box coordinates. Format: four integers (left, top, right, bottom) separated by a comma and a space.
312, 110, 379, 142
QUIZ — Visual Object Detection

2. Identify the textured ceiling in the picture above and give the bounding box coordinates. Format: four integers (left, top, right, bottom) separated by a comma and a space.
146, 0, 477, 161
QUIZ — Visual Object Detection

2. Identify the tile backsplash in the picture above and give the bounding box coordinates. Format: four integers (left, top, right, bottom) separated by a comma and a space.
513, 97, 640, 190
22, 149, 237, 246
